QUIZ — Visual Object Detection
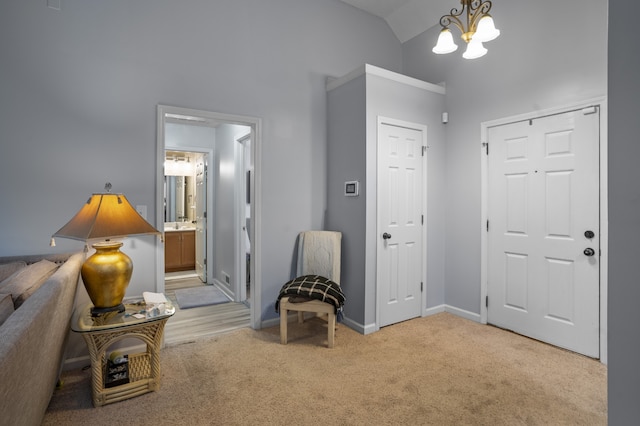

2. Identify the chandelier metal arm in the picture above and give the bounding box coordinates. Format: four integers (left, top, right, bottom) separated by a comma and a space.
468, 0, 492, 32
438, 0, 494, 42
439, 5, 465, 34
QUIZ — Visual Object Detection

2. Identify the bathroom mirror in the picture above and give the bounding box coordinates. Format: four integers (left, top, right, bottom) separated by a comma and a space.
164, 175, 194, 223
164, 150, 196, 224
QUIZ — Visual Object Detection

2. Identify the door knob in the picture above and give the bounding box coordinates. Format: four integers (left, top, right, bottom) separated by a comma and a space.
583, 248, 595, 257
584, 230, 595, 239
382, 232, 392, 240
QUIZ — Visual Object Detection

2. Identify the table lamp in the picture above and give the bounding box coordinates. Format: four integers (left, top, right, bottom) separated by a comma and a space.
52, 183, 161, 316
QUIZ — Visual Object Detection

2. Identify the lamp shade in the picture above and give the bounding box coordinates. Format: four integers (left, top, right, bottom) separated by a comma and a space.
474, 15, 500, 42
432, 29, 458, 54
463, 38, 488, 59
53, 192, 160, 241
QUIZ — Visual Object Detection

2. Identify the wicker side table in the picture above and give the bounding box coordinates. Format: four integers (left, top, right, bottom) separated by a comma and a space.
71, 301, 175, 407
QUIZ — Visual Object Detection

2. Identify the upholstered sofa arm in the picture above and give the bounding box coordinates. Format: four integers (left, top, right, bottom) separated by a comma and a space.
0, 252, 83, 426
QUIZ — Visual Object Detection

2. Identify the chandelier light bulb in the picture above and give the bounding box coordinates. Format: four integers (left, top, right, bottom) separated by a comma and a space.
474, 15, 500, 42
432, 29, 458, 54
463, 38, 487, 59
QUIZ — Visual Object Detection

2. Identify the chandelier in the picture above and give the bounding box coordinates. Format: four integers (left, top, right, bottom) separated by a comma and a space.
432, 0, 500, 59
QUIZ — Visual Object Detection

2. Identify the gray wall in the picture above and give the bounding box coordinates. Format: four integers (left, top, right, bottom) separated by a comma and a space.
402, 0, 607, 315
608, 0, 640, 423
326, 74, 368, 325
0, 0, 401, 323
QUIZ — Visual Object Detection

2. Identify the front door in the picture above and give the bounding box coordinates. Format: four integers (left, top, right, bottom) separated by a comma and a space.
487, 107, 600, 357
377, 118, 426, 327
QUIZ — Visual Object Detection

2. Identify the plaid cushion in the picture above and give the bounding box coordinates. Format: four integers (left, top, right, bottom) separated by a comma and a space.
275, 275, 345, 314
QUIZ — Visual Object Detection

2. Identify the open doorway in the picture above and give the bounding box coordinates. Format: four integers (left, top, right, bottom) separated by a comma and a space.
156, 105, 262, 336
164, 150, 207, 283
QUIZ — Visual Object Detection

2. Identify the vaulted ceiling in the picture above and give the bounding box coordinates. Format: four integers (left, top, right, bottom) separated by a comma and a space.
339, 0, 452, 43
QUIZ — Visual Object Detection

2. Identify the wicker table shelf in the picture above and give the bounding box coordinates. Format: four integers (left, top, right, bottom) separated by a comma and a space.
71, 301, 175, 407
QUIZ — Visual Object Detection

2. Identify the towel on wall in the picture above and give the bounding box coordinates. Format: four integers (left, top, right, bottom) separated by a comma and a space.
296, 231, 341, 284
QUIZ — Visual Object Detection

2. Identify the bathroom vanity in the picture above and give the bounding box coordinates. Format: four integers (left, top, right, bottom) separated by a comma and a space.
164, 228, 196, 272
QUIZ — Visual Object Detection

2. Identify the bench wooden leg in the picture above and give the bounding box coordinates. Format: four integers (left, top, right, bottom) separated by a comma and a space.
327, 312, 336, 348
280, 306, 288, 345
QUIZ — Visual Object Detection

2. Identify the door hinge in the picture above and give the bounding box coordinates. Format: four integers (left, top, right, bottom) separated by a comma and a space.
421, 282, 424, 292
204, 211, 207, 218
422, 146, 426, 156
486, 295, 488, 308
482, 142, 488, 155
486, 220, 489, 232
422, 215, 424, 225
204, 258, 207, 266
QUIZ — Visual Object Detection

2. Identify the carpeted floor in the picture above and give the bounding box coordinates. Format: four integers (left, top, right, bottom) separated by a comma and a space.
43, 313, 606, 425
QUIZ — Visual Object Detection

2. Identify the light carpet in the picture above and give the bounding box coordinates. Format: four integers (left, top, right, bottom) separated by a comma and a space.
44, 313, 607, 425
174, 285, 230, 309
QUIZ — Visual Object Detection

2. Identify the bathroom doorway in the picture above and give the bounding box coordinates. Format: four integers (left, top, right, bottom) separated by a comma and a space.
156, 105, 262, 331
164, 150, 207, 283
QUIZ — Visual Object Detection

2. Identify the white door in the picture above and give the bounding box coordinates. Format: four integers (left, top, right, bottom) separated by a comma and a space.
195, 153, 207, 283
487, 108, 600, 357
235, 133, 250, 303
377, 118, 426, 327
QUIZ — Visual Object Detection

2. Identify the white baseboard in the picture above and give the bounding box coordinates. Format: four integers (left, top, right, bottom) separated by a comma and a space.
63, 355, 91, 371
340, 316, 377, 335
262, 313, 376, 335
424, 304, 446, 317
444, 304, 481, 323
261, 316, 281, 329
259, 305, 482, 334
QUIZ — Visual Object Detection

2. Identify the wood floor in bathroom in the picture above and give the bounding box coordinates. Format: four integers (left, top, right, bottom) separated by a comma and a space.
163, 272, 251, 346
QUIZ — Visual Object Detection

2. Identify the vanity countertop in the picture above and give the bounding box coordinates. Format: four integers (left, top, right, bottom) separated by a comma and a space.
164, 226, 196, 232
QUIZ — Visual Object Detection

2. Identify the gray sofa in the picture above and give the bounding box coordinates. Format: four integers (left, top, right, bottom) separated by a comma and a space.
0, 252, 83, 426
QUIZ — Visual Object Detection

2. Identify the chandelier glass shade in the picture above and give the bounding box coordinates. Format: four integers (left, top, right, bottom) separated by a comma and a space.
432, 0, 500, 59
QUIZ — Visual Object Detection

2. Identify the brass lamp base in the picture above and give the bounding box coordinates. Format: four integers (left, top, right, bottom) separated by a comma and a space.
81, 241, 133, 316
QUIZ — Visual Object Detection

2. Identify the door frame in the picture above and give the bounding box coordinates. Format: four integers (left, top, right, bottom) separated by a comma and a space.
234, 133, 251, 303
480, 97, 608, 363
156, 104, 263, 330
375, 116, 429, 330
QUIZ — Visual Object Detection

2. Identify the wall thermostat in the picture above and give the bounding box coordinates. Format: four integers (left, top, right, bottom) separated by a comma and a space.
345, 181, 359, 197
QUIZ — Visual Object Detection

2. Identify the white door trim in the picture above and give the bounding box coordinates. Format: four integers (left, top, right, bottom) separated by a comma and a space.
235, 133, 251, 303
156, 105, 263, 330
480, 97, 608, 363
375, 116, 428, 330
